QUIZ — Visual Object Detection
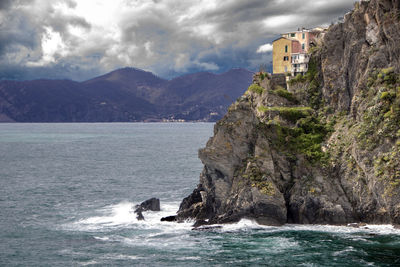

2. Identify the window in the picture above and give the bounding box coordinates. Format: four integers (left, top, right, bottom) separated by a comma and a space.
283, 56, 289, 61
290, 33, 295, 37
285, 45, 288, 53
302, 43, 305, 50
302, 33, 305, 39
284, 66, 288, 72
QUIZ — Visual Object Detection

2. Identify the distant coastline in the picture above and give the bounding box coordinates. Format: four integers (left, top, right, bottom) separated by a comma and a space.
0, 68, 253, 123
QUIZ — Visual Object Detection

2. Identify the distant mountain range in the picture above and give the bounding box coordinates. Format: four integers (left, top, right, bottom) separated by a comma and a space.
0, 67, 253, 122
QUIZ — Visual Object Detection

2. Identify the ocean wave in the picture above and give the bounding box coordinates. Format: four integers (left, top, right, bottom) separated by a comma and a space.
215, 219, 400, 236
64, 200, 400, 238
64, 201, 191, 232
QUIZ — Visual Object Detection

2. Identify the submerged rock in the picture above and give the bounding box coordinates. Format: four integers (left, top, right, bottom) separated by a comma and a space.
160, 215, 177, 222
192, 225, 223, 231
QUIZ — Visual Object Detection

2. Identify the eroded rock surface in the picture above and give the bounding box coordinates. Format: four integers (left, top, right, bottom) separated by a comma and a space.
135, 198, 160, 220
176, 0, 400, 226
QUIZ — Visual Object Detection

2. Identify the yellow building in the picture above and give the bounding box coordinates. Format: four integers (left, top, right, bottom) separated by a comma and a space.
272, 37, 297, 74
272, 28, 326, 75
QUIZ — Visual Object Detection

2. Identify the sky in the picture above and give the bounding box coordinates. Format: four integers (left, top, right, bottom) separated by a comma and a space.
0, 0, 355, 81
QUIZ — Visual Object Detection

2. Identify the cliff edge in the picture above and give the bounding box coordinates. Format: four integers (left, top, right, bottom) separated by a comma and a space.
176, 0, 400, 226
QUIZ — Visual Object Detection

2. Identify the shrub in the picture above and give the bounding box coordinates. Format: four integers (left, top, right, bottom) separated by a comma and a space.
259, 113, 331, 163
287, 57, 322, 109
248, 84, 265, 95
245, 165, 276, 196
258, 106, 313, 122
381, 67, 394, 75
288, 74, 306, 86
272, 87, 298, 103
380, 91, 390, 100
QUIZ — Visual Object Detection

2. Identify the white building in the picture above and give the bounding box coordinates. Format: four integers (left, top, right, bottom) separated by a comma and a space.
291, 53, 310, 76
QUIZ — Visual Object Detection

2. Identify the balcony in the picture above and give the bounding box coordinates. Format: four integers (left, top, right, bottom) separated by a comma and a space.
291, 63, 308, 75
291, 53, 310, 64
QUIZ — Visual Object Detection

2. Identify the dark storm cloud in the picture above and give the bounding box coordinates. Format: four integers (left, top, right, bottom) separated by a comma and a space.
301, 1, 355, 17
0, 14, 38, 54
0, 0, 12, 10
0, 3, 42, 59
0, 0, 356, 81
203, 0, 287, 23
0, 0, 94, 80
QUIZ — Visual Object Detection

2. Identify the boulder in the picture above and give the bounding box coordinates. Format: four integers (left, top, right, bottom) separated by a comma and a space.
134, 198, 161, 221
138, 198, 160, 211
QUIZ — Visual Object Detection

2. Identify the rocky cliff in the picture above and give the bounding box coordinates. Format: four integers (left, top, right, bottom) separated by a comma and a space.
176, 0, 400, 226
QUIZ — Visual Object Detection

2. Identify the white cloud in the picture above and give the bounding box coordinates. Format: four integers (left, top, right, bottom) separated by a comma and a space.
256, 43, 272, 53
195, 61, 219, 71
174, 53, 190, 72
263, 14, 298, 29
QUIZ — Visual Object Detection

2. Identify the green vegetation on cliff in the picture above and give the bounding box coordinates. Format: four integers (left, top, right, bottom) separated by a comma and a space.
177, 0, 400, 227
247, 84, 265, 95
355, 67, 400, 195
258, 106, 312, 122
255, 57, 330, 164
257, 115, 330, 163
242, 163, 276, 196
271, 87, 298, 103
358, 67, 400, 150
288, 57, 322, 109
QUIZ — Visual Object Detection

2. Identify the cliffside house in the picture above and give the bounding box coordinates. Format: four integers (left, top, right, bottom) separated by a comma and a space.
272, 28, 324, 76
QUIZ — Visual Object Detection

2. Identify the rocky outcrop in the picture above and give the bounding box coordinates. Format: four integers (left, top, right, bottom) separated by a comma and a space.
176, 0, 400, 226
134, 198, 160, 220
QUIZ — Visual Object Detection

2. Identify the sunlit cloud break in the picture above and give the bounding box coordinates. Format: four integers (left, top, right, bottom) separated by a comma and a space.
256, 43, 273, 53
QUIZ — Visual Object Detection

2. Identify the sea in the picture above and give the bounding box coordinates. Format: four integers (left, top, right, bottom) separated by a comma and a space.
1, 123, 400, 266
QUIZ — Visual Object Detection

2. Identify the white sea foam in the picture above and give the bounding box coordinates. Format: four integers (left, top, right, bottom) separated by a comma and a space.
332, 246, 356, 256
215, 218, 270, 232
67, 200, 400, 238
71, 201, 136, 231
67, 200, 191, 232
79, 260, 99, 266
198, 218, 400, 236
101, 254, 142, 260
176, 256, 201, 261
93, 236, 110, 241
280, 223, 400, 235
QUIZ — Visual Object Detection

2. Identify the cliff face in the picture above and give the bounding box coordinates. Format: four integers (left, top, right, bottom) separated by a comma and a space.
177, 0, 400, 226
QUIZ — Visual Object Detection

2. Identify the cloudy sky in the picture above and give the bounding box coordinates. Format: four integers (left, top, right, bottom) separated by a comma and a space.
0, 0, 355, 81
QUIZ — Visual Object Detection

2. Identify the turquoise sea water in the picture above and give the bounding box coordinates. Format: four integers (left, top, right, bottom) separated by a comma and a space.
1, 123, 400, 266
